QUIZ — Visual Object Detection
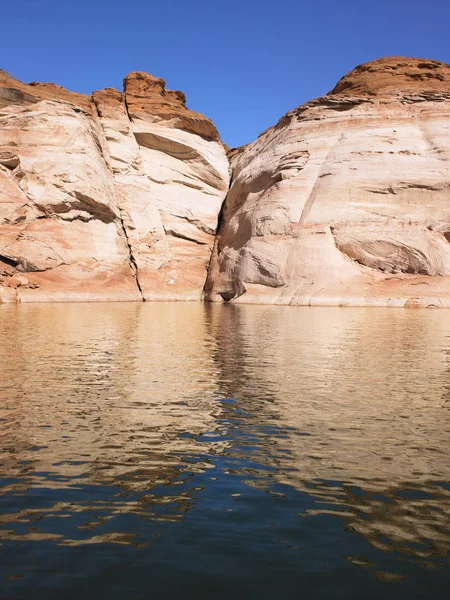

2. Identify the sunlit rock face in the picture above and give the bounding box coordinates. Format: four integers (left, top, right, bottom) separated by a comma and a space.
4, 57, 450, 305
206, 57, 450, 307
0, 69, 229, 302
0, 72, 139, 302
94, 74, 229, 300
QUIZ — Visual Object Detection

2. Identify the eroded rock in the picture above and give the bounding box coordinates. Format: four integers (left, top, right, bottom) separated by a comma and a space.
206, 57, 450, 307
3, 58, 450, 306
0, 68, 229, 302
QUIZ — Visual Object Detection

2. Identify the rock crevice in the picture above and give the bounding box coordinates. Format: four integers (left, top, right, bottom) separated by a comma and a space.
0, 67, 229, 302
4, 57, 450, 307
206, 56, 450, 307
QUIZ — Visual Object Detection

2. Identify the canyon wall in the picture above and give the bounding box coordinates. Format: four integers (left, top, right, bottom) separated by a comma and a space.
2, 57, 450, 306
0, 69, 229, 302
206, 57, 450, 307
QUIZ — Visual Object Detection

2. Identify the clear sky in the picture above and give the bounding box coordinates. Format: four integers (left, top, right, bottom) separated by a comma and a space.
2, 0, 450, 147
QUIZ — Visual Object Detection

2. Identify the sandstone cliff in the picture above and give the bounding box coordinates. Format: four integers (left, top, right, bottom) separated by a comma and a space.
206, 57, 450, 307
0, 68, 229, 302
3, 57, 450, 306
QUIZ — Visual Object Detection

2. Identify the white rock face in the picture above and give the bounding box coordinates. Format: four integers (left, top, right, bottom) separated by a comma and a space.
92, 88, 172, 297
4, 58, 450, 306
127, 121, 229, 299
93, 81, 230, 300
206, 58, 450, 307
0, 95, 140, 302
0, 70, 229, 302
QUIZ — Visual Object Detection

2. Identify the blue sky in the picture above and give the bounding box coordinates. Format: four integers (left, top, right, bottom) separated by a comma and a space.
2, 0, 450, 147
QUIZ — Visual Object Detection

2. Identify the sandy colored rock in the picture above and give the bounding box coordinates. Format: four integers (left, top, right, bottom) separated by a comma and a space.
93, 78, 229, 300
0, 94, 140, 302
206, 57, 450, 307
4, 57, 450, 306
331, 57, 450, 96
124, 72, 219, 141
0, 68, 229, 302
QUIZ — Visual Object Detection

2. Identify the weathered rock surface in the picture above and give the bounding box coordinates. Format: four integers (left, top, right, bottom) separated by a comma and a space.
0, 68, 229, 302
206, 57, 450, 307
0, 70, 138, 302
93, 74, 229, 300
3, 57, 450, 306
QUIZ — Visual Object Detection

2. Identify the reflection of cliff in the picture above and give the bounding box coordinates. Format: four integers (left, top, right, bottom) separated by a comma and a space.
0, 303, 228, 538
206, 304, 450, 557
1, 303, 450, 558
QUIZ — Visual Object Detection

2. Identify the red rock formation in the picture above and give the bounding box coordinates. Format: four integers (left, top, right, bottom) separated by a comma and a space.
331, 57, 450, 96
124, 72, 219, 141
3, 57, 450, 306
0, 69, 94, 112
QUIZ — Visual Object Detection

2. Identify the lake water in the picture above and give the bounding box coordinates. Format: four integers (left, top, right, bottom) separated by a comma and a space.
0, 303, 449, 599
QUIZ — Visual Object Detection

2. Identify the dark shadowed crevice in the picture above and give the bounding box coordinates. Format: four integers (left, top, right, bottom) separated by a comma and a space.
0, 253, 44, 272
201, 159, 232, 301
118, 214, 145, 301
0, 254, 18, 268
92, 97, 145, 301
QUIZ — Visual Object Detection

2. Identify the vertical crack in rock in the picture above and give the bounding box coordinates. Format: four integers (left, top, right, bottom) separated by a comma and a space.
92, 97, 145, 301
123, 93, 134, 126
202, 169, 231, 299
202, 236, 219, 300
118, 210, 145, 301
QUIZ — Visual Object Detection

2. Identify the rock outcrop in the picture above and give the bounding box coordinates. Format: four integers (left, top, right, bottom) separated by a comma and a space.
206, 57, 450, 307
0, 68, 229, 302
3, 57, 450, 306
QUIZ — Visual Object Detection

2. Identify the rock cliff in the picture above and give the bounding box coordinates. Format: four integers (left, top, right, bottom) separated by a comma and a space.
206, 57, 450, 307
3, 57, 450, 306
0, 68, 229, 301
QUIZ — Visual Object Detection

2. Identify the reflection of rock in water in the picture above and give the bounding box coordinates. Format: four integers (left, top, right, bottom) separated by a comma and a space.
205, 304, 450, 558
1, 303, 450, 558
0, 303, 229, 538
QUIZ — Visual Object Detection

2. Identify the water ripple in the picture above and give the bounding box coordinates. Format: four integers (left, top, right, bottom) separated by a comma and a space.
0, 303, 449, 599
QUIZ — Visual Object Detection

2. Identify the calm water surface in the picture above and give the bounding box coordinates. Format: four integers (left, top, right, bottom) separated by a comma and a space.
0, 303, 449, 599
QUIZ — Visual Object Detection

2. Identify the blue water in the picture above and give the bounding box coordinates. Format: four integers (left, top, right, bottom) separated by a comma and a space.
0, 303, 449, 599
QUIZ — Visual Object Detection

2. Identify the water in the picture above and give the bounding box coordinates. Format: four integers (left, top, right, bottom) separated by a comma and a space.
0, 303, 449, 599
